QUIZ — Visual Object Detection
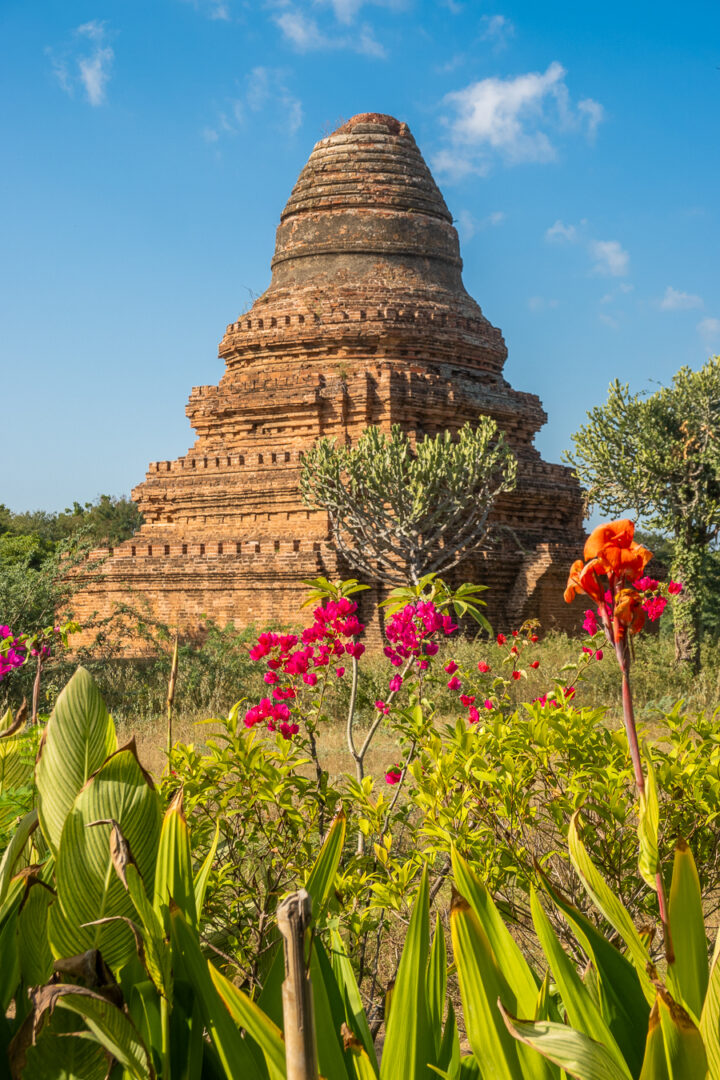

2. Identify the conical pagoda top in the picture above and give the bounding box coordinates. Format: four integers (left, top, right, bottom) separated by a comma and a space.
270, 112, 463, 290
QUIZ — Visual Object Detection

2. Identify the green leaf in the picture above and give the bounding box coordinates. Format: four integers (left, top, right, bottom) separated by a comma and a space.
329, 925, 378, 1074
451, 847, 540, 1017
656, 988, 708, 1079
700, 921, 720, 1079
450, 889, 523, 1080
639, 1000, 671, 1080
49, 747, 161, 971
667, 839, 708, 1021
530, 889, 631, 1079
36, 667, 117, 855
54, 986, 154, 1080
17, 879, 54, 987
170, 903, 261, 1077
637, 746, 660, 891
209, 961, 287, 1079
194, 819, 220, 921
310, 939, 354, 1080
537, 866, 650, 1079
380, 867, 436, 1080
153, 788, 197, 929
0, 808, 38, 903
305, 806, 346, 916
0, 906, 19, 1011
568, 814, 654, 1004
427, 913, 447, 1057
500, 1004, 634, 1080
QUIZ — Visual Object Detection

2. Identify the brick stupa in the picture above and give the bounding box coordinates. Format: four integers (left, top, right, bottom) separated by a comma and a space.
73, 113, 585, 642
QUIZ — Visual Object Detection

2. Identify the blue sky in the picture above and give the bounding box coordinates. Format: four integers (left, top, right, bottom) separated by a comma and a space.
2, 0, 719, 513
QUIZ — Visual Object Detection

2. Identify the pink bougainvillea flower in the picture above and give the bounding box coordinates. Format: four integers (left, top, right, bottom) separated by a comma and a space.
531, 634, 539, 643
642, 596, 667, 622
336, 666, 345, 677
511, 670, 522, 681
633, 576, 659, 591
477, 661, 491, 673
418, 659, 429, 670
595, 649, 603, 660
302, 672, 318, 686
385, 766, 402, 785
582, 609, 598, 635
483, 699, 493, 710
496, 633, 507, 645
389, 674, 403, 693
460, 694, 475, 706
668, 581, 683, 595
530, 660, 540, 669
444, 660, 458, 675
375, 699, 390, 715
468, 706, 479, 723
447, 676, 462, 691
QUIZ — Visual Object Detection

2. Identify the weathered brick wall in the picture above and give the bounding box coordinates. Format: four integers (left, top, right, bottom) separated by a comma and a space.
71, 113, 585, 649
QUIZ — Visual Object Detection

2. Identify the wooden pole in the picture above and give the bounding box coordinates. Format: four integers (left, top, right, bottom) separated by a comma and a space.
277, 889, 319, 1080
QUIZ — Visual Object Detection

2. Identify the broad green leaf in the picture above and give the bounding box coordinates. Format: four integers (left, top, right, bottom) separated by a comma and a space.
538, 867, 650, 1079
310, 940, 354, 1080
49, 748, 161, 971
0, 907, 19, 1011
55, 987, 153, 1080
656, 988, 708, 1079
427, 913, 447, 1057
500, 1005, 633, 1080
701, 921, 720, 1079
0, 808, 38, 902
638, 1001, 671, 1080
637, 747, 660, 890
450, 889, 523, 1080
36, 667, 117, 855
194, 819, 220, 921
17, 879, 53, 986
153, 788, 197, 929
209, 960, 287, 1078
530, 889, 631, 1079
15, 1003, 110, 1080
667, 839, 708, 1020
380, 867, 436, 1080
170, 904, 261, 1077
452, 846, 539, 1016
0, 726, 34, 796
305, 806, 346, 915
568, 815, 654, 1005
125, 862, 171, 998
329, 925, 378, 1073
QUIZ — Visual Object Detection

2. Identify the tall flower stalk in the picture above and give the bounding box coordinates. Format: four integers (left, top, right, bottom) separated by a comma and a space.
565, 519, 682, 961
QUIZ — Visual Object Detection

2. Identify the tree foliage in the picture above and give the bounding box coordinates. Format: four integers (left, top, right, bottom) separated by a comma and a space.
566, 357, 720, 665
300, 419, 517, 586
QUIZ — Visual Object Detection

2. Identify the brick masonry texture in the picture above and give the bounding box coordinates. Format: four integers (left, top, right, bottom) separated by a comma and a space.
72, 113, 585, 646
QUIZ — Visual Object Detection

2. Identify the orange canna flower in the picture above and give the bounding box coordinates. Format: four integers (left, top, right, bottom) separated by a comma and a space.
584, 519, 652, 580
614, 588, 646, 637
564, 558, 605, 604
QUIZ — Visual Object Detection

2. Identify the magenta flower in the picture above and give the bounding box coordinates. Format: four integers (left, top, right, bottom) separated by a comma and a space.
447, 676, 461, 691
389, 674, 403, 693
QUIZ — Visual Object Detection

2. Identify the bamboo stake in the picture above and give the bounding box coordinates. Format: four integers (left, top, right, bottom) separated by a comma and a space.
277, 889, 319, 1080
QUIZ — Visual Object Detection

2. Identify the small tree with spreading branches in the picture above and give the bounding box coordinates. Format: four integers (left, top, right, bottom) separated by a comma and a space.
299, 418, 517, 586
566, 356, 720, 669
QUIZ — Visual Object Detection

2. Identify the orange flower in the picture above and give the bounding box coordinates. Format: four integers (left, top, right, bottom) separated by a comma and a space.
614, 588, 646, 637
564, 558, 605, 604
584, 519, 652, 580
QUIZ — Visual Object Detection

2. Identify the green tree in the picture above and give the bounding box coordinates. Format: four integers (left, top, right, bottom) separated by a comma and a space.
300, 419, 517, 586
566, 356, 720, 668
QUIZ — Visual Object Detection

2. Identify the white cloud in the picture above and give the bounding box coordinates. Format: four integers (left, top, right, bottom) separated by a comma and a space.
698, 317, 720, 344
274, 8, 386, 55
318, 0, 406, 24
659, 286, 703, 311
457, 208, 506, 239
480, 14, 514, 51
599, 312, 620, 329
578, 98, 604, 139
203, 66, 303, 143
528, 296, 559, 312
181, 0, 232, 20
545, 219, 577, 243
49, 21, 114, 107
435, 62, 604, 177
589, 239, 629, 277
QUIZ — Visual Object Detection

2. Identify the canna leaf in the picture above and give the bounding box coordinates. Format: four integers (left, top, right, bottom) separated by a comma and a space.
329, 925, 378, 1073
209, 961, 286, 1079
0, 809, 38, 903
637, 746, 660, 891
500, 1004, 634, 1080
530, 889, 632, 1079
194, 819, 220, 921
54, 987, 154, 1080
153, 788, 197, 929
667, 839, 708, 1021
36, 667, 117, 855
656, 987, 708, 1079
305, 806, 346, 916
427, 913, 447, 1057
638, 999, 671, 1080
568, 815, 654, 1005
701, 921, 720, 1079
380, 867, 436, 1080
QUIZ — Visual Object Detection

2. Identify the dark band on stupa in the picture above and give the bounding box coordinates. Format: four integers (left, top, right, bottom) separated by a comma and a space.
73, 113, 585, 642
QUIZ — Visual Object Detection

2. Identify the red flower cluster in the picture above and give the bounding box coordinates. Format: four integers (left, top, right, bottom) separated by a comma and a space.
245, 598, 365, 738
383, 601, 457, 668
0, 626, 27, 683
